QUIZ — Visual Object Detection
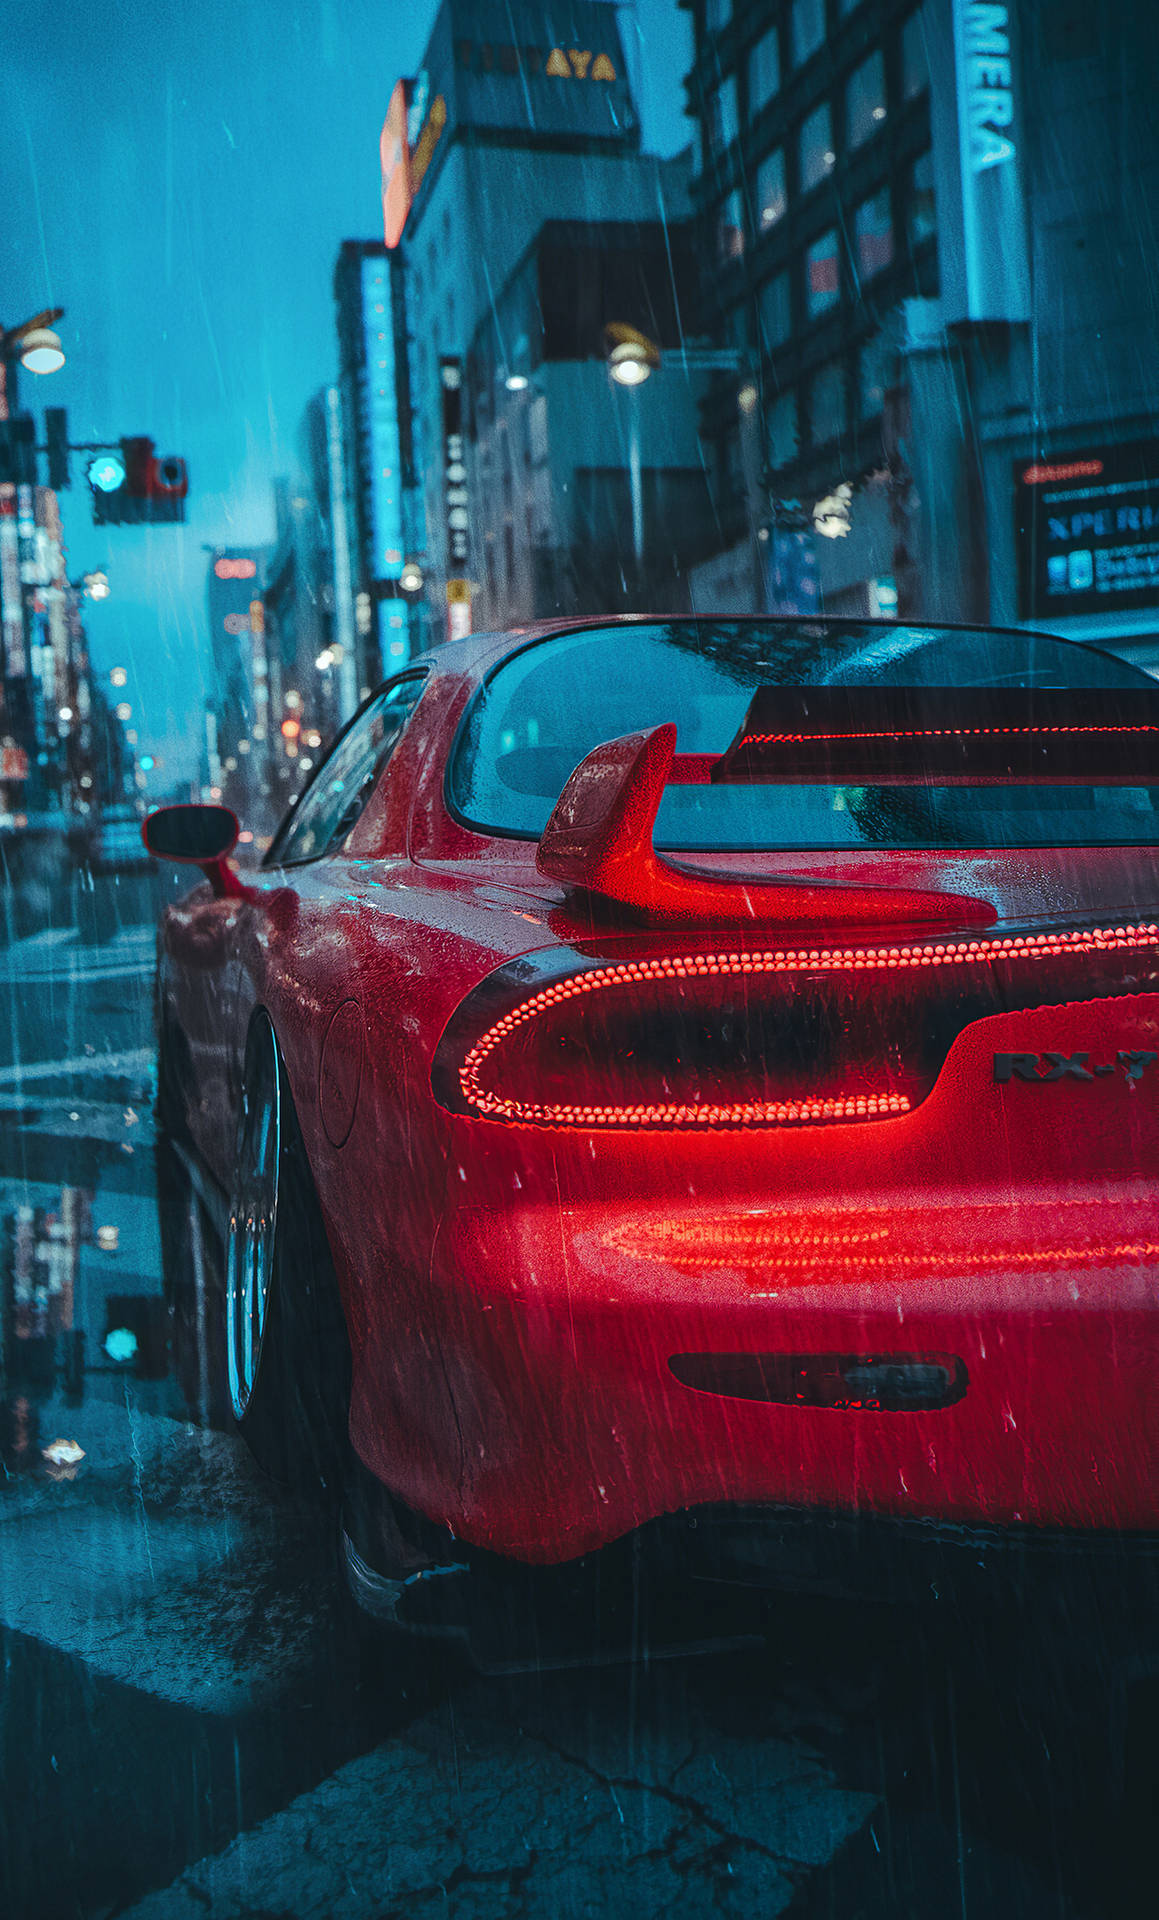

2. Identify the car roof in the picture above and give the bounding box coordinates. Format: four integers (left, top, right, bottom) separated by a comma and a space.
407, 612, 1099, 686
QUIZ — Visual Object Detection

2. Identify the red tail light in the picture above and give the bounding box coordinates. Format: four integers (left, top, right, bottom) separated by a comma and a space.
433, 924, 1159, 1132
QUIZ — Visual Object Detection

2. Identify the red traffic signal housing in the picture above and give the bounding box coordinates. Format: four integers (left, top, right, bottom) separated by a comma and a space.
91, 436, 188, 524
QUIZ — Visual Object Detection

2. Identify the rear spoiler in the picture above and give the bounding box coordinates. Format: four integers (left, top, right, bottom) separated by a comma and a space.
713, 685, 1159, 785
536, 724, 997, 930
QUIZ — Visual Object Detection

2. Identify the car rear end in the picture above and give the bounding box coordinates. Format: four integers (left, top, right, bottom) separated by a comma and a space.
418, 618, 1159, 1573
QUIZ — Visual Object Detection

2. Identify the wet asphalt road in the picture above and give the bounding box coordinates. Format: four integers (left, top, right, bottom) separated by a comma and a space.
1, 874, 1156, 1920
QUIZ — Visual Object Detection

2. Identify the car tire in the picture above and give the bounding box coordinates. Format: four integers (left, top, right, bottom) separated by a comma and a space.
226, 1011, 351, 1496
156, 1129, 231, 1428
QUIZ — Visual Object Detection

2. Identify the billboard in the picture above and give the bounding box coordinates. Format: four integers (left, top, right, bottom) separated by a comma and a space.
1015, 441, 1159, 618
380, 80, 411, 249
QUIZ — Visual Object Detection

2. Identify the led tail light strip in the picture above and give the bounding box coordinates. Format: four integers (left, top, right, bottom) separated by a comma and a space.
457, 922, 1159, 1131
606, 1220, 1159, 1276
743, 725, 1159, 745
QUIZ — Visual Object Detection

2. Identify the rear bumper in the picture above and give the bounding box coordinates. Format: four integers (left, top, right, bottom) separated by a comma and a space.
372, 1185, 1159, 1564
349, 992, 1159, 1566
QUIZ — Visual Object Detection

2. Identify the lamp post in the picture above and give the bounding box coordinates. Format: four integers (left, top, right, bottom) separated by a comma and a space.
603, 325, 766, 610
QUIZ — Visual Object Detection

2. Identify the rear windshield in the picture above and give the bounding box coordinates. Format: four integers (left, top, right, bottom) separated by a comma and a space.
448, 619, 1159, 851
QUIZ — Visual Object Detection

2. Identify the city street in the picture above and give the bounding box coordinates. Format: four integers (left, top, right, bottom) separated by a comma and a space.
0, 874, 1154, 1920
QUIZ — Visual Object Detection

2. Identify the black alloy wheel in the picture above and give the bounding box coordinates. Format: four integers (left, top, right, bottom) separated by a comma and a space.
225, 1011, 351, 1493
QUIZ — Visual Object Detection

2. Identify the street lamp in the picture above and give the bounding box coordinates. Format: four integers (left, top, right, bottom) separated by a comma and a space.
18, 328, 65, 376
603, 322, 661, 388
0, 308, 66, 392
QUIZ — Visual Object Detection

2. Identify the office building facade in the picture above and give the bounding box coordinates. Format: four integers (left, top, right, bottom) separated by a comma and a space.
682, 0, 1159, 667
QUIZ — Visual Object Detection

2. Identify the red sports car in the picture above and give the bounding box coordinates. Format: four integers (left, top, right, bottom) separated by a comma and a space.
148, 616, 1159, 1634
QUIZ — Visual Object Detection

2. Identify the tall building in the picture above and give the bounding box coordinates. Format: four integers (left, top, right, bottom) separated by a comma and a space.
333, 242, 420, 695
681, 0, 1159, 667
383, 0, 684, 645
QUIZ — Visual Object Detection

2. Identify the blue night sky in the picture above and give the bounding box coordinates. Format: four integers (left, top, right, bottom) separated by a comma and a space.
0, 0, 691, 786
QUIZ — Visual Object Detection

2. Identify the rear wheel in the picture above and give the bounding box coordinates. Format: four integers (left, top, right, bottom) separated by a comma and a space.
225, 1011, 350, 1494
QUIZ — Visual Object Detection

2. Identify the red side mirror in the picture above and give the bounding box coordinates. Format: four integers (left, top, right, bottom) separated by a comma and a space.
143, 805, 244, 898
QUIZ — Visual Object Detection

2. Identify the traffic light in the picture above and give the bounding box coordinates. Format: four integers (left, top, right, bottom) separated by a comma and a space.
45, 408, 70, 490
88, 436, 188, 524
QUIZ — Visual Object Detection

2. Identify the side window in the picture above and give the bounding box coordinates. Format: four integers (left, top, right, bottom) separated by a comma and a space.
267, 674, 427, 867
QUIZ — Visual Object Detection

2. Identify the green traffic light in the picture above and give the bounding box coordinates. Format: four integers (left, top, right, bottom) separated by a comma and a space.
88, 452, 126, 493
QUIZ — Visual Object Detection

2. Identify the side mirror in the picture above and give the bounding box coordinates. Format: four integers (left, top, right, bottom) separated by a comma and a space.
143, 804, 244, 898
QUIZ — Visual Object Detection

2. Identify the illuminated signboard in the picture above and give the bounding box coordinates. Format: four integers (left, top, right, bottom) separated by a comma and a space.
928, 0, 1029, 322
362, 256, 406, 577
1015, 441, 1159, 618
409, 92, 447, 192
453, 41, 617, 81
214, 555, 256, 580
381, 80, 411, 249
441, 357, 472, 640
953, 0, 1028, 318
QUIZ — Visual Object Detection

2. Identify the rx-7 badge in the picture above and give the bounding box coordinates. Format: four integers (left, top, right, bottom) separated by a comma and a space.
994, 1050, 1158, 1083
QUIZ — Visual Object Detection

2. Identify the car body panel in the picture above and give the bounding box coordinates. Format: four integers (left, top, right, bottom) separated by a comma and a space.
154, 619, 1159, 1563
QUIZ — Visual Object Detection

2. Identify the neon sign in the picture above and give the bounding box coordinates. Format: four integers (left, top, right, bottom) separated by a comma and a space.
453, 42, 616, 80
945, 0, 1029, 321
960, 2, 1017, 171
214, 555, 257, 580
409, 93, 446, 192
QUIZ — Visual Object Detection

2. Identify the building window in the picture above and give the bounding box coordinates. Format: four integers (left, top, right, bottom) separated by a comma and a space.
858, 330, 895, 421
766, 388, 799, 469
717, 188, 745, 261
756, 148, 787, 232
791, 0, 826, 69
810, 362, 847, 446
908, 150, 936, 248
758, 269, 792, 351
901, 10, 930, 100
799, 101, 836, 192
847, 50, 887, 149
708, 74, 739, 153
806, 229, 841, 317
748, 24, 781, 115
855, 187, 894, 282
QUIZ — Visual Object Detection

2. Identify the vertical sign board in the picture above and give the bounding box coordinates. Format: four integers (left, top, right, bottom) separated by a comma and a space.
928, 0, 1030, 322
361, 255, 405, 579
1015, 442, 1159, 618
441, 358, 472, 641
380, 79, 412, 249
